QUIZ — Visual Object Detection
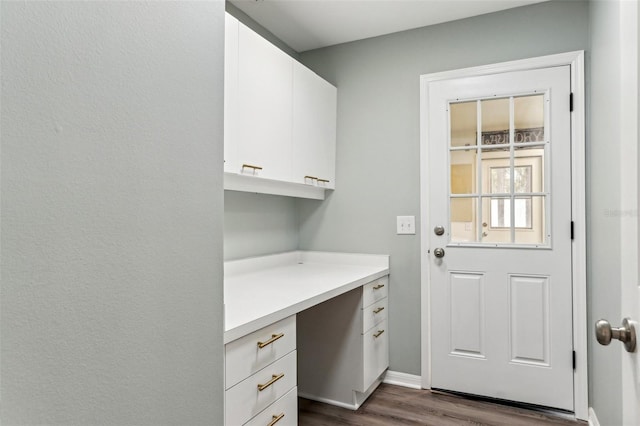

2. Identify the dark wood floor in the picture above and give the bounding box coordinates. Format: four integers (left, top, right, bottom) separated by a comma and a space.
298, 384, 586, 426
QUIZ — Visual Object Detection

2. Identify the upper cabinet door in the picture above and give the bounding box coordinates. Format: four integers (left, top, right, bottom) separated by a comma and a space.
292, 63, 337, 189
224, 14, 239, 173
236, 23, 293, 182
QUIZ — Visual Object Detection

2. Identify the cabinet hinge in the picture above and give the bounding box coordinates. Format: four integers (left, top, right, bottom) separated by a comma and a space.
570, 93, 574, 112
571, 221, 574, 240
572, 350, 576, 370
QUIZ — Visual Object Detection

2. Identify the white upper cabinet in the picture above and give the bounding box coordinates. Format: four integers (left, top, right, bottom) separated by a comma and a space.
223, 13, 337, 199
236, 22, 293, 182
292, 62, 337, 189
224, 14, 239, 173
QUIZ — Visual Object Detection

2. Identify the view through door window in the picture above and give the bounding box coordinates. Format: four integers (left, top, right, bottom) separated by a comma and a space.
449, 94, 547, 245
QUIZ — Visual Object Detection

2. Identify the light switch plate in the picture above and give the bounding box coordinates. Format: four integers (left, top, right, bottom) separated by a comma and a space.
397, 216, 416, 235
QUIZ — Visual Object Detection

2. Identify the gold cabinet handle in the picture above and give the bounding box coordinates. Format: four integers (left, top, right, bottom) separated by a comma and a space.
374, 330, 385, 338
373, 284, 385, 290
373, 307, 385, 314
257, 333, 284, 349
267, 413, 285, 426
317, 178, 330, 183
257, 373, 284, 391
242, 163, 263, 171
304, 175, 318, 180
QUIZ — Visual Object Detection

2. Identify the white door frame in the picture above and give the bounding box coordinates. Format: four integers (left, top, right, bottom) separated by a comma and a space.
419, 51, 587, 421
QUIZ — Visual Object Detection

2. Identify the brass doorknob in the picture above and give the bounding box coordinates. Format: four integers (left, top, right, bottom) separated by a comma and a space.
595, 318, 636, 353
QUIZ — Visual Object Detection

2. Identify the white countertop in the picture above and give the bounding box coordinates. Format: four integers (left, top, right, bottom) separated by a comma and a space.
224, 251, 389, 343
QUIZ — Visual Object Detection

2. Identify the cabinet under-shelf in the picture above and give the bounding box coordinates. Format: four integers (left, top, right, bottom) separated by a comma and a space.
224, 171, 330, 200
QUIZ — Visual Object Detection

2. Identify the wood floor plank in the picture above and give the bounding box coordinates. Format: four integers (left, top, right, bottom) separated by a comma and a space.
298, 384, 586, 426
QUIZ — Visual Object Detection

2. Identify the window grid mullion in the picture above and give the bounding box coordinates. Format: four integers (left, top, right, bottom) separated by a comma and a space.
509, 96, 515, 243
475, 99, 482, 243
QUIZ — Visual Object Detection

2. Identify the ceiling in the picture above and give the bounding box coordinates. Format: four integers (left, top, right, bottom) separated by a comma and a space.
229, 0, 551, 52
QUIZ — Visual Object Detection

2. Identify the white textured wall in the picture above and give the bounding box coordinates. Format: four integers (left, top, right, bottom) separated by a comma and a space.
1, 1, 225, 424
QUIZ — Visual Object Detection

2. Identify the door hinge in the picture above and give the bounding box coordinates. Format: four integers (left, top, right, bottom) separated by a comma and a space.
572, 350, 576, 370
570, 93, 574, 112
571, 221, 574, 240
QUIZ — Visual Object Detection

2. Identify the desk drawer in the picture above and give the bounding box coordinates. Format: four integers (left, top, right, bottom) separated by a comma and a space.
244, 386, 298, 426
361, 319, 389, 392
362, 276, 388, 308
226, 315, 296, 389
226, 350, 297, 426
362, 297, 388, 333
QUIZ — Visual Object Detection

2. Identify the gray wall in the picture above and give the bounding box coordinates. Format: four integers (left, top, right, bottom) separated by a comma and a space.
297, 0, 589, 377
226, 2, 300, 60
225, 192, 299, 260
1, 2, 225, 424
587, 2, 623, 424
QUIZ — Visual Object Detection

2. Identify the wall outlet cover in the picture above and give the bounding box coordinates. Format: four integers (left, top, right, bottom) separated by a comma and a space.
397, 216, 416, 235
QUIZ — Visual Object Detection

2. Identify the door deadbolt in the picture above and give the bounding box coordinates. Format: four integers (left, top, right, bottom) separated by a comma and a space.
595, 317, 636, 353
433, 247, 445, 258
434, 226, 445, 236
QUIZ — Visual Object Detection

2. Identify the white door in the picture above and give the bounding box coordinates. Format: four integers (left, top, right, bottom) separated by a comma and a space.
427, 66, 574, 410
619, 1, 639, 424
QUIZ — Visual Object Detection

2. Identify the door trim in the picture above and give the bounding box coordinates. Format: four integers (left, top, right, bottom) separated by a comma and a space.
419, 51, 587, 420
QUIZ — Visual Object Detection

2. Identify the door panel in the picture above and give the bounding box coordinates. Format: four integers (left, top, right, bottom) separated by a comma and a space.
428, 66, 573, 411
509, 275, 549, 365
449, 272, 485, 357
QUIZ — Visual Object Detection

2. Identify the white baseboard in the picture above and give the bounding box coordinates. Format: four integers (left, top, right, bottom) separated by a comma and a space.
589, 407, 600, 426
298, 391, 358, 411
383, 370, 422, 389
299, 377, 383, 411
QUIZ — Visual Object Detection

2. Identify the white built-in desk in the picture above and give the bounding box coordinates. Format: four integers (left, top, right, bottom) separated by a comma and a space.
224, 251, 390, 426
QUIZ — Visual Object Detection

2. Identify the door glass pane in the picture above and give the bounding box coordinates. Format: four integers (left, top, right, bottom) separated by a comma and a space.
481, 197, 511, 243
490, 197, 511, 228
481, 147, 509, 194
481, 98, 510, 145
450, 101, 477, 147
487, 197, 533, 229
514, 167, 532, 195
514, 146, 545, 192
451, 150, 476, 194
490, 166, 532, 197
451, 198, 478, 242
514, 95, 544, 142
514, 196, 546, 244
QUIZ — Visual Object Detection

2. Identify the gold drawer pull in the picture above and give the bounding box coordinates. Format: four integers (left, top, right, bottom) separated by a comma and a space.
257, 373, 285, 391
373, 307, 385, 314
267, 413, 285, 426
373, 284, 385, 290
257, 333, 284, 349
242, 163, 263, 171
374, 330, 385, 338
304, 175, 318, 180
317, 178, 330, 183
